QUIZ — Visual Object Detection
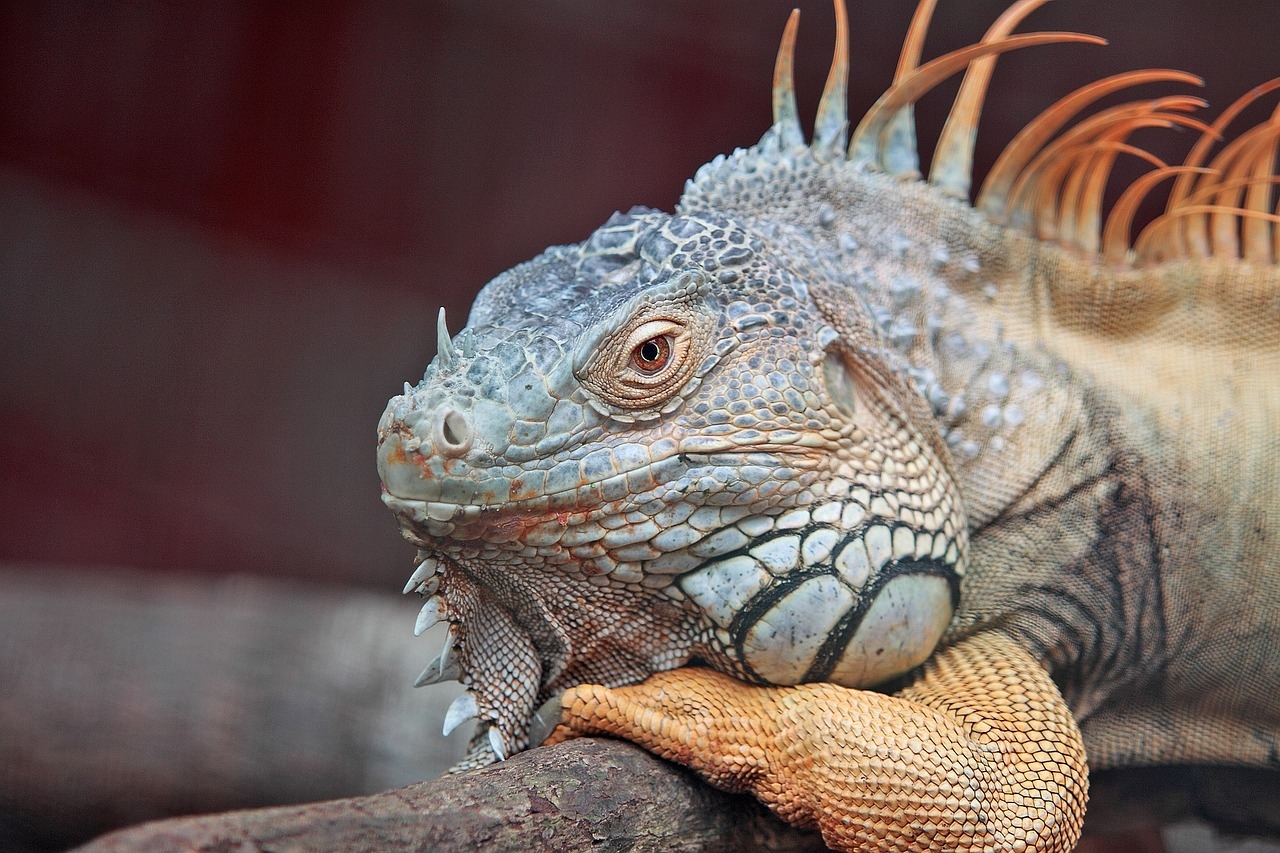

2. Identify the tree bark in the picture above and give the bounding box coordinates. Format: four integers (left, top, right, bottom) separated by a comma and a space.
76, 738, 826, 853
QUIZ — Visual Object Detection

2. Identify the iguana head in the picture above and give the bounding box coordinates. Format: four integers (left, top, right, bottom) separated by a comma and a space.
377, 0, 1187, 764
378, 182, 967, 758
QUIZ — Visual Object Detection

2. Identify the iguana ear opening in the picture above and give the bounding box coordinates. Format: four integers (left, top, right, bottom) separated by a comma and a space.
821, 347, 857, 420
818, 332, 933, 453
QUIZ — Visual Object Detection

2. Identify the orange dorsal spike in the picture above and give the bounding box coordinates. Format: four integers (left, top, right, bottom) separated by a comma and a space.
1065, 109, 1211, 252
1062, 142, 1168, 255
895, 0, 938, 83
851, 32, 1105, 170
1004, 101, 1183, 231
1205, 121, 1280, 258
1168, 80, 1280, 208
1137, 174, 1280, 262
1242, 104, 1280, 263
1166, 80, 1280, 257
978, 70, 1203, 220
1137, 204, 1280, 262
1005, 98, 1206, 238
1102, 166, 1215, 264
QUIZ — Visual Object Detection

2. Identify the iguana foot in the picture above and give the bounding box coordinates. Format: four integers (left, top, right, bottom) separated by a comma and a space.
550, 631, 1088, 853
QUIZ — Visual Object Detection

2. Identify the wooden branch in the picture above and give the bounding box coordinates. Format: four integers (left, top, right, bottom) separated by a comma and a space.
78, 738, 827, 853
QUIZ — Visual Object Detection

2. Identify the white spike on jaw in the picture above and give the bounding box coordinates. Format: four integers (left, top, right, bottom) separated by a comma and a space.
414, 596, 446, 637
404, 573, 440, 597
413, 648, 462, 688
487, 726, 508, 761
436, 307, 456, 369
412, 628, 459, 688
442, 691, 479, 737
403, 553, 443, 595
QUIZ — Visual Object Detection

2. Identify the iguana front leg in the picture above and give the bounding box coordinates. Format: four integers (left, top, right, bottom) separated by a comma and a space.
550, 631, 1087, 853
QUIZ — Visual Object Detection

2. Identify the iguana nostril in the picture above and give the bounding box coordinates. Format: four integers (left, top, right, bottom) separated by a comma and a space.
435, 407, 473, 456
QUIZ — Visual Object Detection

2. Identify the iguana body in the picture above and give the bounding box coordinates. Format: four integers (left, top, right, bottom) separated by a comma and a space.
377, 2, 1280, 850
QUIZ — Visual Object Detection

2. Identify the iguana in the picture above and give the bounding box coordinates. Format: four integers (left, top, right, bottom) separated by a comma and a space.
376, 1, 1280, 850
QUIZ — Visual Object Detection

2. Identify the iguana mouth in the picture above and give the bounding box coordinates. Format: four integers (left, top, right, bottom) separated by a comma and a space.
379, 419, 828, 516
381, 449, 826, 540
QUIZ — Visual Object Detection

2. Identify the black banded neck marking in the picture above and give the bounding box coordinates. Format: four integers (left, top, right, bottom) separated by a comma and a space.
674, 502, 962, 687
799, 557, 960, 683
722, 535, 960, 683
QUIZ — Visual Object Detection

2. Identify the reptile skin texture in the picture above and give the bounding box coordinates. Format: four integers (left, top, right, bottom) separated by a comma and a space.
550, 631, 1087, 852
377, 1, 1280, 849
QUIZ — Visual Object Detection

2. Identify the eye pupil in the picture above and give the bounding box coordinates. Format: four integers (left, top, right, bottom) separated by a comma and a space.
633, 336, 670, 372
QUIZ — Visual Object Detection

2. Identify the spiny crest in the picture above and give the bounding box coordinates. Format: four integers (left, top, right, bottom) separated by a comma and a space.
769, 0, 1280, 267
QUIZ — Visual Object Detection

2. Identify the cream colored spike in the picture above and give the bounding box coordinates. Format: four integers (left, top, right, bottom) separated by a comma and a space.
812, 0, 850, 159
770, 9, 804, 149
851, 33, 1103, 174
930, 0, 1050, 199
876, 0, 938, 177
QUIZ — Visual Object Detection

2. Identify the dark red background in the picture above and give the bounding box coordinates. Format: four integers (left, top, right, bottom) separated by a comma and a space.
1, 1, 1273, 590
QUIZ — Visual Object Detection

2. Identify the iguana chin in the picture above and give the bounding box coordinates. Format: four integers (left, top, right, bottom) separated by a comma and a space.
376, 1, 1280, 850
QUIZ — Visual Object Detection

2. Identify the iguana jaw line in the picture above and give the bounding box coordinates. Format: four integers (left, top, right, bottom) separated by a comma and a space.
379, 425, 837, 520
382, 444, 828, 579
379, 415, 839, 558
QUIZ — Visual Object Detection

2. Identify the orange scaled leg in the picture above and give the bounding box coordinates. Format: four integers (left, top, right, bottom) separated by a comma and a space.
550, 631, 1088, 853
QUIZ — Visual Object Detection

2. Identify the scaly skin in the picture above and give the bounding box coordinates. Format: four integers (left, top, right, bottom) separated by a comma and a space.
549, 632, 1087, 853
377, 1, 1280, 849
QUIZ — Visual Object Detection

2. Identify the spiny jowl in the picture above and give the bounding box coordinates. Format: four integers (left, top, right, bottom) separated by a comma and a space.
392, 454, 965, 759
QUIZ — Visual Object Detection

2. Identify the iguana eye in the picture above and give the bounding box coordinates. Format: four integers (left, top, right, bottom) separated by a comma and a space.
632, 334, 672, 374
578, 317, 696, 410
622, 319, 684, 382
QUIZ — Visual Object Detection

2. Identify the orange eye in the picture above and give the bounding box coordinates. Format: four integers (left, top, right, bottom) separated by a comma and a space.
577, 315, 697, 411
632, 335, 672, 374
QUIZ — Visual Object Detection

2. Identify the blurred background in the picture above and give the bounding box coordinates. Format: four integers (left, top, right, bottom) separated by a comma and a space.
0, 1, 1275, 850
